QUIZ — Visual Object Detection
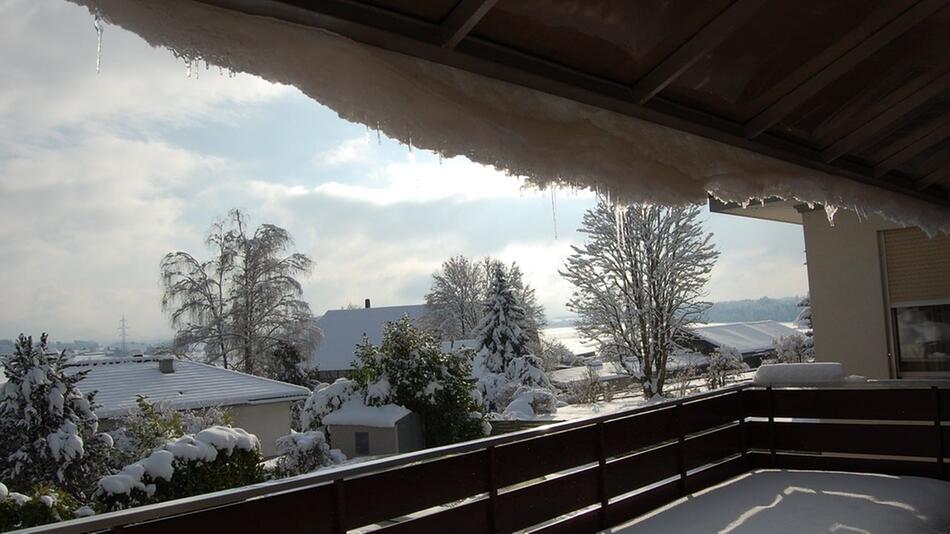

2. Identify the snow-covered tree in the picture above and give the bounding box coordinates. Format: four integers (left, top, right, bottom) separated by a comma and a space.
272, 431, 345, 478
353, 317, 487, 446
161, 209, 318, 375
561, 197, 719, 398
476, 267, 532, 373
299, 378, 358, 431
705, 345, 748, 389
0, 334, 113, 499
772, 334, 810, 363
796, 294, 816, 360
422, 255, 485, 339
422, 255, 545, 342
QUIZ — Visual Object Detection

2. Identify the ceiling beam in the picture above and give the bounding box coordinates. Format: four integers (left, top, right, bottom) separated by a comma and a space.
822, 70, 950, 162
630, 0, 766, 104
745, 0, 948, 138
917, 166, 950, 190
873, 119, 950, 177
197, 0, 950, 208
914, 144, 950, 189
441, 0, 498, 48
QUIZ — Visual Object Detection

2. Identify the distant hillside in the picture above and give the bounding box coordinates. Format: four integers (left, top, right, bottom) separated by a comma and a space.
702, 296, 802, 323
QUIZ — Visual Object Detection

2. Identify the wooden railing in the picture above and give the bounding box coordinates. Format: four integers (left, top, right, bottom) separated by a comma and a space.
18, 381, 950, 534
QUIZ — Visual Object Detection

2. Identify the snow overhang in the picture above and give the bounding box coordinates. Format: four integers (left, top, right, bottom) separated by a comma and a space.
69, 0, 950, 234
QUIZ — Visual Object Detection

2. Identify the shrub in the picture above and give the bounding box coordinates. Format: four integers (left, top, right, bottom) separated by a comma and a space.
95, 426, 263, 511
705, 345, 749, 389
0, 483, 79, 531
110, 395, 232, 467
500, 387, 558, 419
299, 378, 358, 431
272, 431, 345, 478
772, 334, 810, 364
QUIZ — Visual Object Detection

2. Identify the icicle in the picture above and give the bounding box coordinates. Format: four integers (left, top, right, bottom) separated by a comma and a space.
550, 185, 559, 240
824, 204, 839, 226
93, 15, 103, 74
185, 58, 192, 78
376, 122, 381, 145
438, 151, 443, 165
408, 135, 413, 153
194, 59, 199, 79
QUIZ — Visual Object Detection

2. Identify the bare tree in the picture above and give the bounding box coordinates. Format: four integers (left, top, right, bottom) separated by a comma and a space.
561, 197, 718, 398
422, 255, 484, 339
161, 217, 236, 368
160, 210, 317, 375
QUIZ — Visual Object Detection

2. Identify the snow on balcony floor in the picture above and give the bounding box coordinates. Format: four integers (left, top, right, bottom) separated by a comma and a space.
613, 469, 950, 534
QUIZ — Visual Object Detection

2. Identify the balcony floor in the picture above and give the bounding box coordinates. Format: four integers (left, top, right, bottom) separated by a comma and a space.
614, 469, 950, 533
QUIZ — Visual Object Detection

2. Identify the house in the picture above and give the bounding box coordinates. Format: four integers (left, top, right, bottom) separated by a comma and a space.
686, 320, 803, 366
310, 300, 478, 380
322, 402, 424, 458
65, 356, 310, 457
711, 200, 950, 379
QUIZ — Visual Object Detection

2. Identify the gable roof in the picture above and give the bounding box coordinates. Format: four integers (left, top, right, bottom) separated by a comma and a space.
690, 321, 801, 355
310, 304, 428, 371
65, 357, 310, 418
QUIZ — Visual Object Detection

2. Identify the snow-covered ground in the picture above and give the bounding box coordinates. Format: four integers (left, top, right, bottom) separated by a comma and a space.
614, 469, 950, 533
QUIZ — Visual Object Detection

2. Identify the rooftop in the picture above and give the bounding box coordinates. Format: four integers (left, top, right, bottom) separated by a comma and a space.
691, 320, 801, 354
65, 357, 310, 418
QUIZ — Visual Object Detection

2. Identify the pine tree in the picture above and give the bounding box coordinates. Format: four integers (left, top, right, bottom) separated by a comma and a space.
0, 334, 112, 499
476, 267, 531, 374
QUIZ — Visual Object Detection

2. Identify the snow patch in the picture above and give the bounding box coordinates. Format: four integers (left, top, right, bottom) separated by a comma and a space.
322, 398, 411, 428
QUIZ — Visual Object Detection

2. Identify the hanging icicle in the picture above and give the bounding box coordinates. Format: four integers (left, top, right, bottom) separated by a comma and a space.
93, 15, 103, 74
550, 185, 559, 240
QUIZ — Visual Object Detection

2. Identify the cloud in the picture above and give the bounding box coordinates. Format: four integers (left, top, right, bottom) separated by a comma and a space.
314, 135, 372, 166
707, 248, 808, 301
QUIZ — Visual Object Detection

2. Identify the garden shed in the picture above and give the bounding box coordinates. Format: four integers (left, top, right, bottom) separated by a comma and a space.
322, 402, 425, 458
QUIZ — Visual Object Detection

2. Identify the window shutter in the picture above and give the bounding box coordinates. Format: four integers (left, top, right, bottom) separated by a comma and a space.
882, 228, 950, 304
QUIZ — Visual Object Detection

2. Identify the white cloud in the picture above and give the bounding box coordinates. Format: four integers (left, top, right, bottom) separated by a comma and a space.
314, 135, 373, 166
707, 249, 808, 301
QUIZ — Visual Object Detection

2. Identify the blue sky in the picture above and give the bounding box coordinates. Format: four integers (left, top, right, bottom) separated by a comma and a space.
0, 0, 807, 342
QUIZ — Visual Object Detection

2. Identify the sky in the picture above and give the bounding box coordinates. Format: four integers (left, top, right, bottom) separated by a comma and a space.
0, 0, 807, 343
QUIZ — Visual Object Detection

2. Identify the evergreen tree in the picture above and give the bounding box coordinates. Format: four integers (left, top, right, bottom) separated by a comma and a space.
353, 317, 486, 447
0, 334, 112, 499
476, 267, 531, 374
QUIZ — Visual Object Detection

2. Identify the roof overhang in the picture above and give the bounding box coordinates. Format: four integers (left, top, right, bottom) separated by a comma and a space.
70, 0, 950, 234
708, 196, 809, 225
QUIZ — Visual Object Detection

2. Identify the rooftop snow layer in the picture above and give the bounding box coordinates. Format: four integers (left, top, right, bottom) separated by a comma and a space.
541, 326, 599, 356
310, 304, 428, 371
690, 320, 800, 354
322, 398, 411, 428
65, 357, 310, 418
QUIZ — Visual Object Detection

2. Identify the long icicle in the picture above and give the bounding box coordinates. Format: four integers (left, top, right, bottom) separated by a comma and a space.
93, 15, 103, 74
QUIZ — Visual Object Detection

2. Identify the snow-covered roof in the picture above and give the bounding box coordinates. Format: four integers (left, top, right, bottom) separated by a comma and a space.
65, 357, 310, 418
322, 399, 411, 428
310, 304, 428, 371
689, 321, 800, 354
549, 362, 626, 386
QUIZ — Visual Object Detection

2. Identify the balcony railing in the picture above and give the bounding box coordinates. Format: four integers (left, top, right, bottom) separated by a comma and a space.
19, 381, 950, 534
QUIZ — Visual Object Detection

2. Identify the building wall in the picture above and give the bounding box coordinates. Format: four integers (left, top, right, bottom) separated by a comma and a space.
801, 210, 898, 378
229, 402, 295, 458
395, 413, 425, 453
328, 424, 399, 458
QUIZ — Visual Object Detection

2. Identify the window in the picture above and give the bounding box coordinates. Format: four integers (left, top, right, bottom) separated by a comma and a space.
892, 303, 950, 375
355, 431, 370, 455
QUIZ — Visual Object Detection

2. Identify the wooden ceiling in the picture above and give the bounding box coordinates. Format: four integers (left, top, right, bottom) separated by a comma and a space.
202, 0, 950, 207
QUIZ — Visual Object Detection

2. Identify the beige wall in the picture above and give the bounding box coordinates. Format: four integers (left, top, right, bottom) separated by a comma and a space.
802, 210, 898, 379
229, 402, 295, 458
328, 424, 398, 458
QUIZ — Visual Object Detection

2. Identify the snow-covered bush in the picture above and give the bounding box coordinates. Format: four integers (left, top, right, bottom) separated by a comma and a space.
110, 395, 232, 467
0, 482, 79, 531
353, 317, 486, 446
272, 431, 346, 478
500, 387, 559, 419
705, 345, 749, 389
95, 426, 263, 511
533, 338, 578, 371
772, 334, 811, 364
0, 334, 113, 500
299, 378, 358, 431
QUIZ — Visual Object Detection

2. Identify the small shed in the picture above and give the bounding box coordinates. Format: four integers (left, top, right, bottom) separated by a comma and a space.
323, 402, 424, 458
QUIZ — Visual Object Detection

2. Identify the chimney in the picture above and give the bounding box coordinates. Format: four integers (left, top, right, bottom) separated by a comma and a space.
159, 356, 175, 374
365, 298, 371, 309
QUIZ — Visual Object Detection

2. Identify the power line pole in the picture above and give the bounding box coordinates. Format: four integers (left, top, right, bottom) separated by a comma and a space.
118, 315, 129, 355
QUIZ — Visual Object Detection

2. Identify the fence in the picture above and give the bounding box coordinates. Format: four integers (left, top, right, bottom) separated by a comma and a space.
21, 381, 949, 534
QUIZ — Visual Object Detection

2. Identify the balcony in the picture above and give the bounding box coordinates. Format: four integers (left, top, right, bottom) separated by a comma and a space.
24, 380, 950, 533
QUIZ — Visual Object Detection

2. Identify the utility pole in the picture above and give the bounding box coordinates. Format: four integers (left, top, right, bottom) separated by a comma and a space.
118, 315, 129, 356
